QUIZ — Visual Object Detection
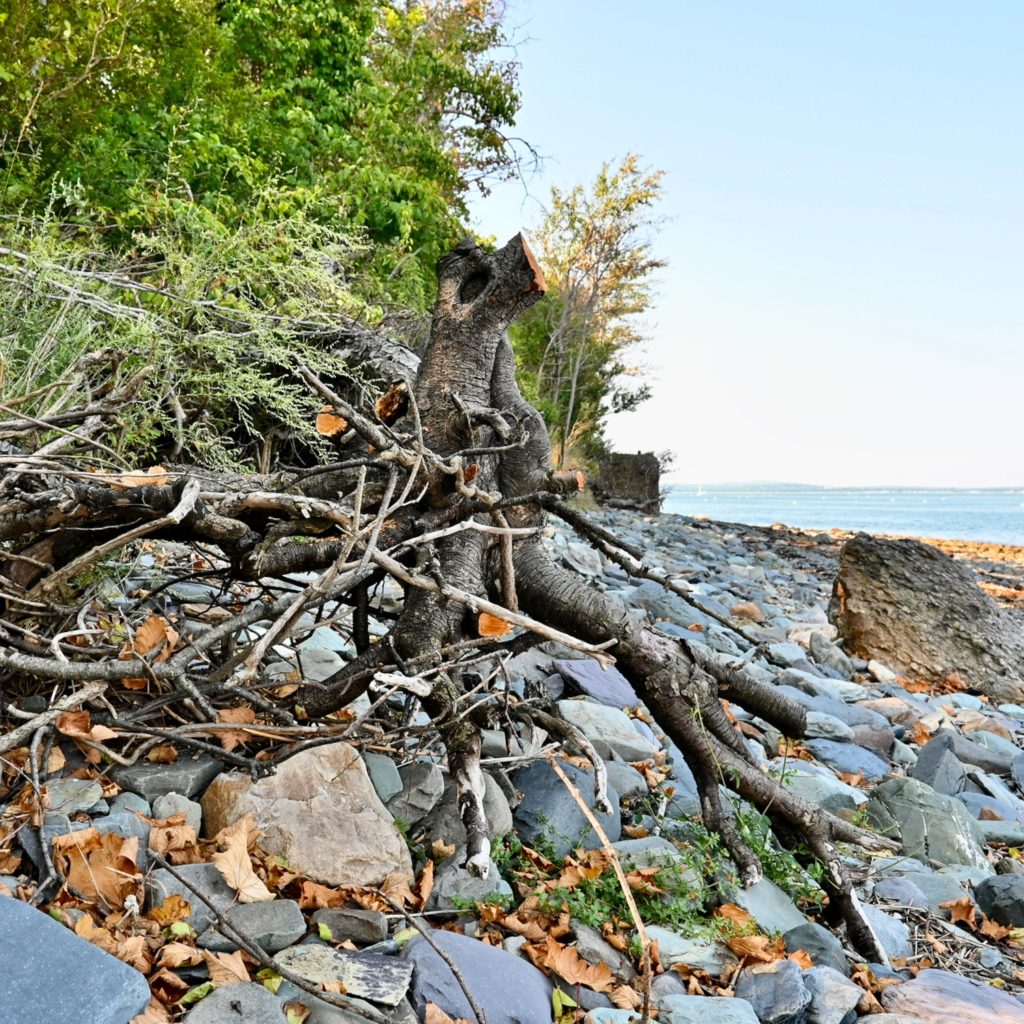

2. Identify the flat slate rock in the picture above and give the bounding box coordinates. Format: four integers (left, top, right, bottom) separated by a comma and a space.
0, 895, 151, 1024
881, 968, 1024, 1023
274, 946, 412, 1007
311, 908, 388, 946
512, 758, 621, 858
113, 754, 224, 801
403, 930, 553, 1024
658, 993, 760, 1024
147, 862, 237, 933
198, 899, 307, 953
731, 879, 807, 935
554, 659, 639, 708
184, 982, 286, 1023
734, 959, 812, 1024
803, 739, 890, 781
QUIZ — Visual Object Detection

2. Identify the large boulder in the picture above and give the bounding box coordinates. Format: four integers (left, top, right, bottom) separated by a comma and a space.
829, 535, 1024, 702
881, 968, 1024, 1023
201, 743, 411, 886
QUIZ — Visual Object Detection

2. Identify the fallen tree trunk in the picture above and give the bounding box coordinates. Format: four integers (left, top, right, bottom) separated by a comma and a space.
829, 534, 1024, 703
0, 234, 897, 961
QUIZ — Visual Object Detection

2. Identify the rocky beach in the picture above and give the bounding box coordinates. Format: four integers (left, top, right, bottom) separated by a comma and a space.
4, 506, 1024, 1024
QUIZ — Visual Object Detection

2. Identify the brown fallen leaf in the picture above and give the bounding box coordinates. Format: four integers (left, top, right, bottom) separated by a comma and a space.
609, 984, 642, 1010
131, 613, 179, 660
416, 859, 435, 910
297, 879, 346, 910
980, 915, 1012, 941
477, 612, 512, 638
542, 935, 615, 992
431, 838, 457, 860
424, 1002, 472, 1024
52, 828, 143, 911
146, 744, 178, 764
215, 705, 257, 752
211, 814, 273, 903
54, 710, 118, 745
157, 942, 204, 969
73, 914, 120, 957
283, 1003, 312, 1024
726, 933, 786, 963
148, 894, 193, 927
715, 903, 754, 929
202, 949, 250, 986
940, 896, 977, 929
788, 949, 814, 969
129, 997, 173, 1024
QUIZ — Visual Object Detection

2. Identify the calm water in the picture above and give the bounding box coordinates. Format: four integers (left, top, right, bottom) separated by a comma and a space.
662, 487, 1024, 546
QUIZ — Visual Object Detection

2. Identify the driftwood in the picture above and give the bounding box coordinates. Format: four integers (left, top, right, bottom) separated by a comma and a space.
829, 534, 1024, 703
0, 234, 898, 960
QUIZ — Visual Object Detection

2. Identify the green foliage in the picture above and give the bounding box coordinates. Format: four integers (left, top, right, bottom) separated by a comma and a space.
0, 198, 370, 468
0, 0, 522, 308
510, 155, 665, 464
732, 804, 825, 907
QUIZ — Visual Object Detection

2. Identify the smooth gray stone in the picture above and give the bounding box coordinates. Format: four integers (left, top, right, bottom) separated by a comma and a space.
970, 729, 1020, 762
44, 778, 103, 815
802, 965, 861, 1024
895, 871, 967, 915
804, 712, 855, 741
646, 926, 737, 975
184, 982, 286, 1022
512, 758, 620, 858
611, 837, 700, 894
783, 922, 848, 976
153, 792, 203, 833
298, 626, 351, 653
403, 929, 553, 1024
911, 734, 968, 796
603, 761, 648, 801
658, 994, 760, 1024
275, 946, 413, 1007
0, 895, 150, 1024
556, 700, 659, 762
572, 921, 635, 982
974, 874, 1024, 927
295, 645, 343, 682
663, 741, 701, 817
554, 659, 639, 708
731, 879, 807, 935
627, 580, 712, 630
873, 876, 930, 910
147, 862, 236, 933
650, 972, 689, 1006
311, 908, 388, 946
867, 776, 990, 871
563, 542, 603, 576
421, 772, 513, 845
959, 790, 1024, 823
386, 761, 445, 827
891, 739, 918, 768
809, 632, 854, 679
113, 754, 223, 800
939, 729, 1014, 775
804, 739, 890, 781
861, 904, 912, 960
584, 1010, 645, 1024
198, 899, 306, 953
735, 958, 812, 1024
782, 771, 867, 814
425, 847, 512, 912
363, 753, 403, 804
108, 791, 152, 816
981, 818, 1024, 844
881, 967, 1024, 1020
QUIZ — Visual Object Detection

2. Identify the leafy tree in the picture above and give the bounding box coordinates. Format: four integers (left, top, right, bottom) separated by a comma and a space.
0, 0, 522, 308
510, 155, 665, 465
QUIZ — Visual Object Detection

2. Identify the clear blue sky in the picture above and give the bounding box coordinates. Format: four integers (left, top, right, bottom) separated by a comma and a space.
468, 1, 1023, 487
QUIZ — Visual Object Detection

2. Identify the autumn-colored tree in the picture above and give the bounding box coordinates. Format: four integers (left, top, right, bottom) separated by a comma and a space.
511, 155, 665, 464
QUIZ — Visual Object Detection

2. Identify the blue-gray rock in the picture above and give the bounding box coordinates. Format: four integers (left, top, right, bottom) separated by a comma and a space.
974, 875, 1024, 927
275, 946, 412, 1007
782, 771, 867, 815
804, 712, 855, 741
959, 791, 1024, 823
152, 792, 203, 833
861, 904, 912, 960
938, 730, 1014, 775
783, 922, 848, 976
44, 778, 103, 815
981, 819, 1024, 844
403, 929, 553, 1024
198, 898, 306, 953
873, 876, 930, 910
584, 1010, 644, 1024
113, 754, 223, 801
911, 734, 967, 796
311, 908, 387, 946
659, 994, 760, 1024
627, 581, 712, 629
295, 645, 344, 682
603, 761, 648, 801
563, 542, 604, 576
571, 921, 635, 982
809, 633, 854, 679
663, 741, 701, 817
881, 967, 1024, 1022
804, 740, 889, 781
425, 847, 512, 912
0, 895, 150, 1024
556, 700, 659, 762
363, 753, 403, 804
802, 965, 861, 1024
554, 659, 639, 708
386, 761, 445, 827
646, 926, 737, 975
731, 879, 807, 935
184, 982, 287, 1023
735, 959, 812, 1024
512, 758, 620, 858
147, 862, 237, 933
866, 777, 989, 871
108, 791, 151, 816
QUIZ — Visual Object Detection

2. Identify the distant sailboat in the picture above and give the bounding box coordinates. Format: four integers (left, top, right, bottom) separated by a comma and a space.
696, 483, 705, 497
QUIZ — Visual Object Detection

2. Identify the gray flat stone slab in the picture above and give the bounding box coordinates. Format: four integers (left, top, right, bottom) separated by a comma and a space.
147, 862, 237, 933
184, 982, 286, 1023
199, 899, 307, 953
311, 908, 388, 946
557, 700, 660, 762
658, 994, 760, 1024
0, 895, 150, 1024
275, 946, 412, 1007
731, 879, 807, 935
113, 755, 223, 800
554, 659, 639, 708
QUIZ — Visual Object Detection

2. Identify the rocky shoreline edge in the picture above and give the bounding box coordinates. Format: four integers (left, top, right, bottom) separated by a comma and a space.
4, 506, 1024, 1024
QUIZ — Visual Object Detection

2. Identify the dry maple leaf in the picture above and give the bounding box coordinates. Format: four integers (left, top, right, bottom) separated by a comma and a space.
980, 915, 1012, 941
380, 871, 416, 907
609, 984, 642, 1010
157, 942, 204, 969
55, 710, 118, 744
212, 815, 273, 903
148, 967, 190, 1004
202, 949, 250, 986
116, 934, 153, 974
424, 1002, 472, 1024
131, 613, 179, 660
129, 998, 173, 1024
416, 859, 435, 910
148, 894, 193, 927
543, 935, 615, 992
788, 949, 814, 969
297, 879, 345, 910
715, 903, 754, 928
215, 705, 257, 752
73, 914, 120, 957
431, 838, 457, 860
726, 933, 786, 963
146, 744, 178, 764
940, 896, 977, 928
53, 828, 143, 911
